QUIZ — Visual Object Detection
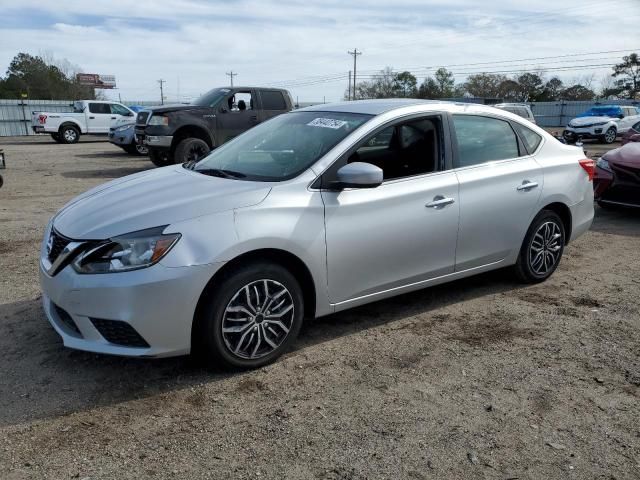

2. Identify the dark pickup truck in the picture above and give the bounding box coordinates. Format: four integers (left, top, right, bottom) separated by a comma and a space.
135, 87, 294, 166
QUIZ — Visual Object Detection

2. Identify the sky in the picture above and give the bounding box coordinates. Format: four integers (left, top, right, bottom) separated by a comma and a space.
0, 0, 638, 104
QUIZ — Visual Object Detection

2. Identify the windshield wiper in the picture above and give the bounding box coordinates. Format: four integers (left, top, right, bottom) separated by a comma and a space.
193, 168, 246, 179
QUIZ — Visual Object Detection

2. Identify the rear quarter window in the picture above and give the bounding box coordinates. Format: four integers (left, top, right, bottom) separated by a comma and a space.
260, 91, 287, 110
512, 122, 542, 153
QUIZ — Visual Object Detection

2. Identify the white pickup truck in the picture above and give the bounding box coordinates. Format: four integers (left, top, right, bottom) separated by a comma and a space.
31, 100, 136, 144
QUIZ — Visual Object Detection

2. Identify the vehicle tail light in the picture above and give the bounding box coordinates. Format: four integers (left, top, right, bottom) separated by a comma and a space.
38, 114, 47, 125
579, 158, 595, 181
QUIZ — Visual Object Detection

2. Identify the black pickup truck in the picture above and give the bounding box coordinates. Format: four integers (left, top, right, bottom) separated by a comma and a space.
135, 87, 294, 166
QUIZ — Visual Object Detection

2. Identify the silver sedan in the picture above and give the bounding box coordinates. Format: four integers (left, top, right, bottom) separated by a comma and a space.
40, 100, 594, 368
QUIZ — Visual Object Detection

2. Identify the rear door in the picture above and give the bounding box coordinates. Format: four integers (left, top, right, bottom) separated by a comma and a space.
452, 114, 543, 271
258, 90, 289, 122
86, 103, 113, 133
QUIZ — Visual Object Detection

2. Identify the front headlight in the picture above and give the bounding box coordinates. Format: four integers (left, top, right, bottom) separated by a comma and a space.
148, 115, 170, 126
592, 122, 608, 127
596, 158, 612, 173
72, 226, 180, 274
115, 124, 133, 133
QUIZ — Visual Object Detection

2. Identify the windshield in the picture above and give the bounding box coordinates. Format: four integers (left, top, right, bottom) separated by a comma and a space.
192, 88, 232, 107
191, 111, 372, 181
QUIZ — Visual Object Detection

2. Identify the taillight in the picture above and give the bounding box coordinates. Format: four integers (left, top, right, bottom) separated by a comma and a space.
38, 114, 47, 125
579, 158, 595, 181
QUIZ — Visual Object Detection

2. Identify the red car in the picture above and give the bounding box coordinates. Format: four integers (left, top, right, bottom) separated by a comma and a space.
594, 143, 640, 208
621, 121, 640, 145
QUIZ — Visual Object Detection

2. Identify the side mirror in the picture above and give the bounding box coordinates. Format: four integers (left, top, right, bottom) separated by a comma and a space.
333, 162, 383, 189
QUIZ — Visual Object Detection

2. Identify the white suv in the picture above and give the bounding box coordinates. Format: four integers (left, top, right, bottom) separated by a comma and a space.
563, 105, 640, 144
494, 103, 536, 124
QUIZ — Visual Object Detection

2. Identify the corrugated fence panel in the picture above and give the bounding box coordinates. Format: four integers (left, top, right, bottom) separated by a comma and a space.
0, 99, 159, 137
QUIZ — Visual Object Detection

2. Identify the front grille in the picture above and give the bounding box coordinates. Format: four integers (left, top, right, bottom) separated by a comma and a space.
47, 229, 71, 263
90, 318, 150, 348
136, 111, 150, 125
53, 303, 81, 336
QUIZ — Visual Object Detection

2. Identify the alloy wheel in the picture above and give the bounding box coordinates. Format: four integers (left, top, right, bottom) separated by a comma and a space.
64, 129, 77, 142
187, 144, 208, 162
529, 221, 563, 276
605, 128, 616, 143
221, 279, 295, 360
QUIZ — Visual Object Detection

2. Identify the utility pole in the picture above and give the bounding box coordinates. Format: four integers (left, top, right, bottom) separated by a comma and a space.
226, 71, 237, 87
157, 79, 166, 105
348, 70, 352, 100
347, 49, 362, 100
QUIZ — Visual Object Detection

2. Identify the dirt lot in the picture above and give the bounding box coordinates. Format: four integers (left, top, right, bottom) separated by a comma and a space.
0, 136, 638, 479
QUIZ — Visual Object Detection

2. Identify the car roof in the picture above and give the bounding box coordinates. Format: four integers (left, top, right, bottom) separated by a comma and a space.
296, 98, 467, 115
297, 98, 479, 116
230, 86, 290, 92
494, 103, 531, 108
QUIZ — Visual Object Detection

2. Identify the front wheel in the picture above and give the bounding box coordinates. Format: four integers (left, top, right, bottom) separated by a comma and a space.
601, 127, 617, 144
514, 210, 565, 283
174, 138, 210, 164
196, 262, 304, 369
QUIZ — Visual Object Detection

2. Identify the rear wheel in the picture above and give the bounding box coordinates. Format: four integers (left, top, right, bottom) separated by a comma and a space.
514, 210, 565, 283
59, 125, 79, 144
148, 148, 172, 167
174, 138, 210, 164
601, 127, 616, 144
196, 262, 304, 369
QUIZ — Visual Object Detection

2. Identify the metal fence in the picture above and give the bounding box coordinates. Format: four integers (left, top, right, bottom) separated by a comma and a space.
0, 99, 157, 137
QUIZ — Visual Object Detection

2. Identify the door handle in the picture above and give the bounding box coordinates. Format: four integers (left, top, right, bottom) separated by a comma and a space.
111, 116, 117, 119
517, 181, 539, 191
89, 116, 95, 119
426, 195, 455, 208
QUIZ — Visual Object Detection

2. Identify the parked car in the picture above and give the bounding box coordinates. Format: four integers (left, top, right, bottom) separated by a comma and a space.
621, 120, 640, 145
31, 100, 136, 144
493, 103, 536, 123
109, 114, 149, 155
135, 87, 293, 166
563, 105, 640, 144
40, 99, 594, 368
594, 142, 640, 209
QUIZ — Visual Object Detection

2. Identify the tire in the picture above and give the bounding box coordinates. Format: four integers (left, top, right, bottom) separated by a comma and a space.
122, 143, 138, 155
148, 148, 172, 167
59, 125, 80, 144
601, 127, 616, 144
196, 262, 304, 369
174, 138, 210, 164
50, 133, 62, 143
135, 143, 149, 156
513, 210, 566, 283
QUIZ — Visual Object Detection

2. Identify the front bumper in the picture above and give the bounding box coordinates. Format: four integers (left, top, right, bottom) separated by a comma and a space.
108, 127, 135, 147
144, 135, 173, 148
40, 253, 222, 358
563, 127, 605, 140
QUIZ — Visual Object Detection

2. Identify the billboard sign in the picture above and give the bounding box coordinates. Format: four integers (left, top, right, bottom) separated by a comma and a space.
76, 73, 117, 89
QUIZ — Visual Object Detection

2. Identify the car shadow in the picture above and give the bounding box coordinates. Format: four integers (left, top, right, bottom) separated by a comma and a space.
0, 269, 523, 427
590, 204, 640, 237
61, 167, 150, 179
73, 151, 136, 159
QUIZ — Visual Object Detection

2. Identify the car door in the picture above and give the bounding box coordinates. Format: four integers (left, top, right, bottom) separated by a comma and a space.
110, 103, 134, 127
618, 107, 640, 131
258, 90, 289, 121
321, 115, 459, 305
216, 89, 257, 143
86, 103, 113, 133
452, 114, 543, 272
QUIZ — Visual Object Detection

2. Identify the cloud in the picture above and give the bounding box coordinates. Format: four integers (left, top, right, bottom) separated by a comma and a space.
0, 0, 637, 102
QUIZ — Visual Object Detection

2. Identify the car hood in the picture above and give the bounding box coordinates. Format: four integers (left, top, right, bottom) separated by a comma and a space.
603, 143, 640, 167
569, 116, 613, 126
146, 104, 206, 114
53, 166, 271, 239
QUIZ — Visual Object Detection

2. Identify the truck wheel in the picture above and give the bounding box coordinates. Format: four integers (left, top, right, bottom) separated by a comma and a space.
149, 149, 172, 167
51, 133, 63, 143
175, 138, 210, 164
59, 125, 80, 144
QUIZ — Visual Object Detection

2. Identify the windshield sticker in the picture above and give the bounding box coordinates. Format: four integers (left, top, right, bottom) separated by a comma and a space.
307, 118, 348, 129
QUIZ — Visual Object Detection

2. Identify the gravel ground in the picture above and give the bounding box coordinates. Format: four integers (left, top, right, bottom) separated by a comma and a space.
0, 135, 638, 480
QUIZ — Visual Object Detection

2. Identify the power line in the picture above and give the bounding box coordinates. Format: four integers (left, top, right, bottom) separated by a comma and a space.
347, 48, 362, 100
226, 71, 237, 87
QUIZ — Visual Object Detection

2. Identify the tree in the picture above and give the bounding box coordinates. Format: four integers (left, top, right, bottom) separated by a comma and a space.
0, 52, 95, 100
516, 72, 545, 101
540, 77, 564, 101
392, 71, 417, 97
417, 77, 439, 99
347, 67, 397, 100
611, 53, 640, 99
562, 84, 596, 101
497, 79, 521, 101
434, 68, 455, 98
463, 73, 506, 98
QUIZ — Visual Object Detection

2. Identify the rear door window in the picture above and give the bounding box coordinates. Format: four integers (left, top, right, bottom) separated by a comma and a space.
260, 91, 287, 110
512, 122, 542, 153
88, 103, 110, 114
452, 115, 521, 167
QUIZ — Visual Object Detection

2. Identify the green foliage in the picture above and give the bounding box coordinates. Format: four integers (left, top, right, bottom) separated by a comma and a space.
0, 52, 96, 100
611, 53, 639, 99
